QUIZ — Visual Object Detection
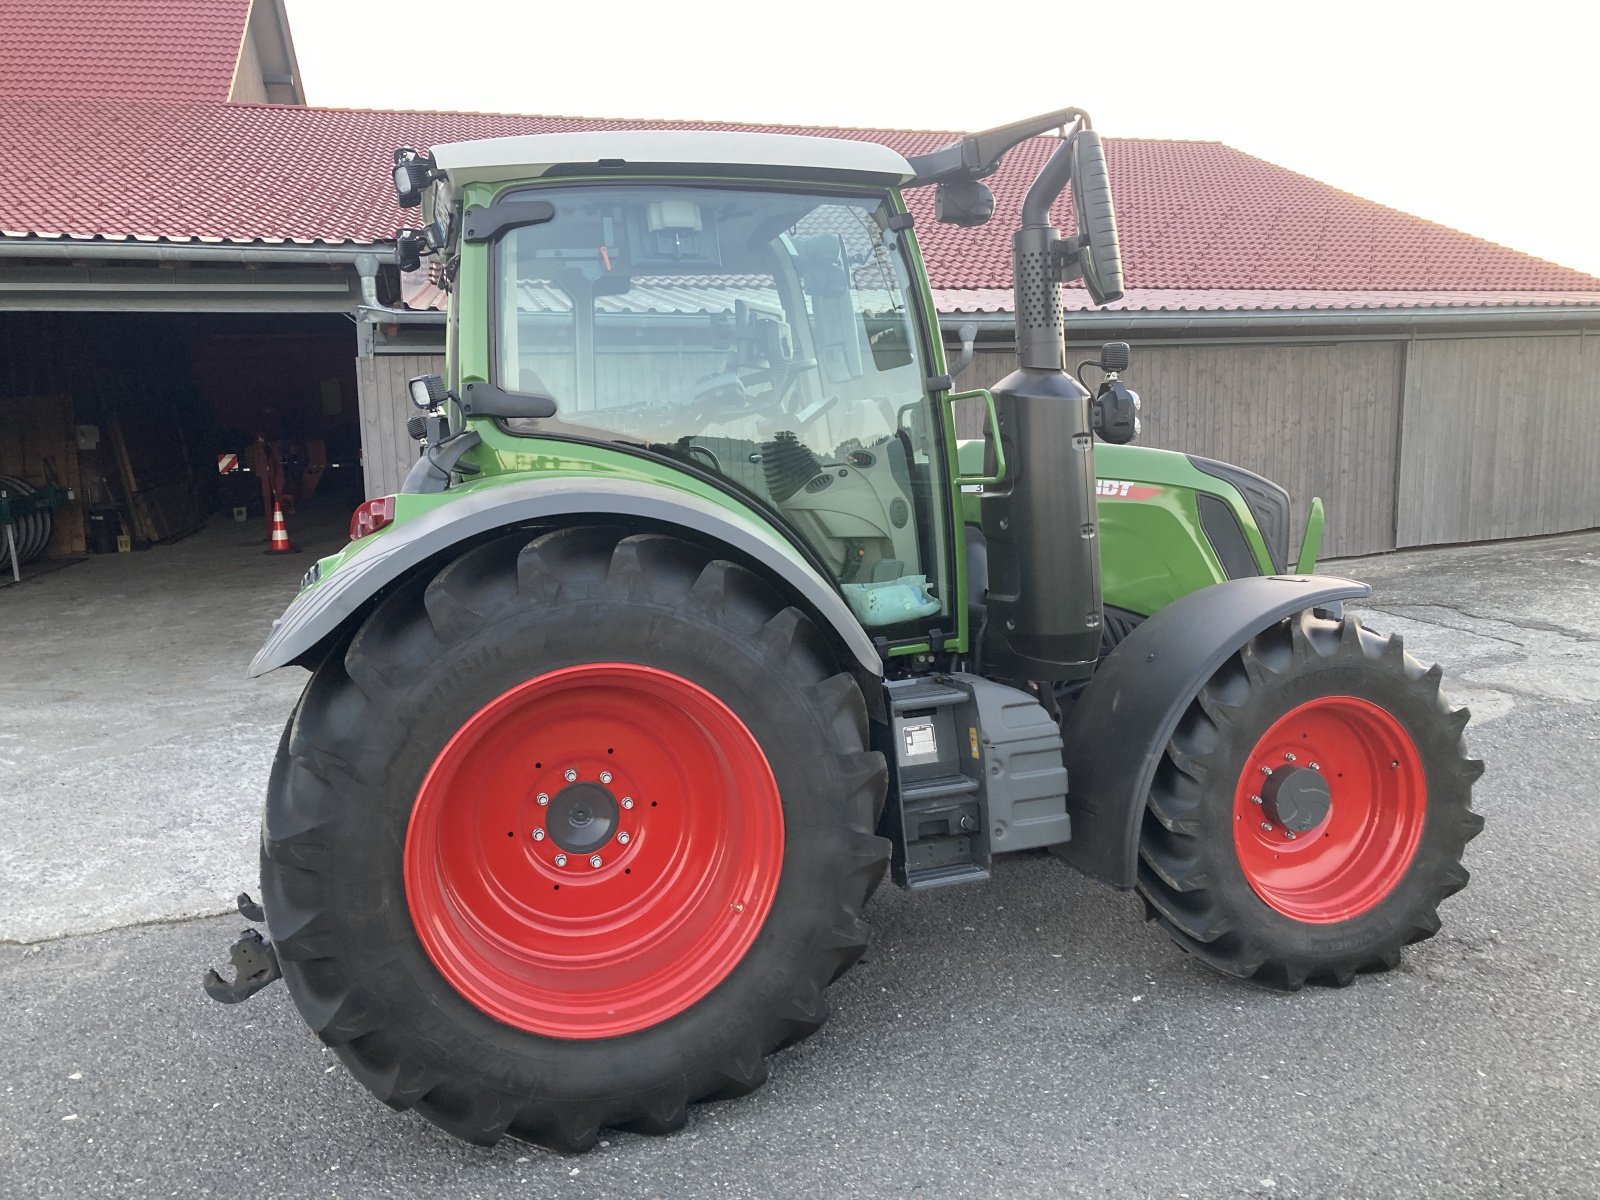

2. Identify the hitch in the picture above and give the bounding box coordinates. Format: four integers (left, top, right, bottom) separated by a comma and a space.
202, 923, 283, 1005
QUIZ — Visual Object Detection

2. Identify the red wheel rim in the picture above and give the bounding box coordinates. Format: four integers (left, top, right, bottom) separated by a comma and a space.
404, 663, 784, 1039
1232, 696, 1425, 923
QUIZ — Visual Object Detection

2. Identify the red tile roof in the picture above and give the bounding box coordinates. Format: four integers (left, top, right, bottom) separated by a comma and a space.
939, 288, 1600, 314
0, 0, 252, 103
3, 101, 1597, 298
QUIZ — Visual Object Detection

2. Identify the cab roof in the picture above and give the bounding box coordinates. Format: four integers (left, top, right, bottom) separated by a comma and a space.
429, 130, 917, 188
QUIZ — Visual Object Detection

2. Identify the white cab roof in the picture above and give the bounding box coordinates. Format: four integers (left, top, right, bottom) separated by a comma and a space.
430, 130, 915, 187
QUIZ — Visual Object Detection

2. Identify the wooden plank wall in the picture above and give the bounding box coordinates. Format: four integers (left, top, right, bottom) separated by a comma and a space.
356, 354, 443, 499
357, 334, 1600, 559
0, 394, 86, 556
1396, 333, 1600, 546
955, 340, 1405, 558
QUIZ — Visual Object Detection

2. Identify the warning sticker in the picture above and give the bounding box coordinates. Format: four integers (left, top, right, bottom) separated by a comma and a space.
902, 721, 938, 760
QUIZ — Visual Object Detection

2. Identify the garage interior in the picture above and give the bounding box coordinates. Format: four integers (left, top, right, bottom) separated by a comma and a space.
0, 290, 380, 587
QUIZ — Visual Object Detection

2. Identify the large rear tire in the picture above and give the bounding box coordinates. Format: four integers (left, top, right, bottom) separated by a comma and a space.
1137, 611, 1484, 989
260, 526, 889, 1149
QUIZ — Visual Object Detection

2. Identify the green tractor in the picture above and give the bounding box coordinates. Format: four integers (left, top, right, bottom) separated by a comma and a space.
208, 110, 1483, 1149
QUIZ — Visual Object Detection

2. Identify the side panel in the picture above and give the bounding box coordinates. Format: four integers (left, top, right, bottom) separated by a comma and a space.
249, 475, 882, 678
1056, 574, 1371, 889
958, 441, 1304, 620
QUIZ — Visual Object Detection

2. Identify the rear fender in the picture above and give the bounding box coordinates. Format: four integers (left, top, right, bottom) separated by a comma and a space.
1057, 574, 1371, 888
248, 477, 882, 679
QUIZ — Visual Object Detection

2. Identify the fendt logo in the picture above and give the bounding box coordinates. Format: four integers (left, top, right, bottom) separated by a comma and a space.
1097, 479, 1163, 500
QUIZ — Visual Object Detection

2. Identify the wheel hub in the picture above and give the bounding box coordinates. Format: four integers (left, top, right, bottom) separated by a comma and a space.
403, 662, 784, 1039
1260, 765, 1331, 833
1232, 695, 1425, 923
546, 781, 618, 853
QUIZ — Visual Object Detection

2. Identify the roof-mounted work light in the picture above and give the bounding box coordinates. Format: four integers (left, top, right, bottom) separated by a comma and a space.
393, 147, 435, 208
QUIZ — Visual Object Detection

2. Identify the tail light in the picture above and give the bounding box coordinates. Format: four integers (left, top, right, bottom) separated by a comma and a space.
350, 496, 396, 540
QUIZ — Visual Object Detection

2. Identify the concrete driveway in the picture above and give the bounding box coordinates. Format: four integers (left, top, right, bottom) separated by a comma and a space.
2, 520, 1597, 1198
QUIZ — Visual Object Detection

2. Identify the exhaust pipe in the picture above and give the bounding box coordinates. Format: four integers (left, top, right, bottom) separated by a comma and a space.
980, 135, 1102, 682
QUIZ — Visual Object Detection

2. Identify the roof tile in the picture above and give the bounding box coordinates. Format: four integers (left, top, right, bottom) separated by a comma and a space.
2, 101, 1596, 297
0, 0, 252, 102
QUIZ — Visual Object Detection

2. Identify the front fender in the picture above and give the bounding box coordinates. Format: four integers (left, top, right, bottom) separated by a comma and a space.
1056, 574, 1371, 888
248, 477, 882, 678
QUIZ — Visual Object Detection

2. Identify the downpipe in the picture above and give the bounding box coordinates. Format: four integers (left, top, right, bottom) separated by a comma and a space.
980, 137, 1102, 681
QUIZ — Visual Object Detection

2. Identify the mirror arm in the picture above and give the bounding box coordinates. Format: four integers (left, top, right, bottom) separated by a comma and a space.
1021, 134, 1077, 227
908, 107, 1091, 186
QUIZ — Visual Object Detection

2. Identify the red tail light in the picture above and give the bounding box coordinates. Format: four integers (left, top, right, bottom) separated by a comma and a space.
350, 495, 397, 540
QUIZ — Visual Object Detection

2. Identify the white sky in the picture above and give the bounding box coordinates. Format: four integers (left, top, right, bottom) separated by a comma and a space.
286, 0, 1600, 280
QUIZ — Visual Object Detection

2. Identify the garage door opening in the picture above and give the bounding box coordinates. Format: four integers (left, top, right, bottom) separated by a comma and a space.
1, 311, 366, 585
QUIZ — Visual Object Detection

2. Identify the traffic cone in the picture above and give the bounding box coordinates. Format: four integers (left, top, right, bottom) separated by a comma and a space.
264, 495, 298, 555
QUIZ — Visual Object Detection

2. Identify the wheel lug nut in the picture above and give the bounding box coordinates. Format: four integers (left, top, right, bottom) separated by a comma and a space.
621, 797, 634, 810
536, 792, 549, 806
564, 768, 578, 782
590, 855, 603, 868
1309, 762, 1321, 771
617, 832, 630, 845
1260, 766, 1273, 776
531, 829, 546, 842
1249, 795, 1263, 806
1260, 822, 1273, 832
1284, 752, 1297, 762
1286, 830, 1298, 840
599, 770, 613, 784
554, 853, 568, 867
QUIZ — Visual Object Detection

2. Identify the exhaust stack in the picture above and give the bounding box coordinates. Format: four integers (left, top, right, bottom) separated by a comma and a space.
981, 133, 1102, 681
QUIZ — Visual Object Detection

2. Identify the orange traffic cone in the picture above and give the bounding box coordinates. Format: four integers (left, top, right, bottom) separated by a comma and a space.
264, 495, 298, 555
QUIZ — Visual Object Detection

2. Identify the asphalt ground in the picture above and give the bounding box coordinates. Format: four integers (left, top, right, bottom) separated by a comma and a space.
2, 520, 1597, 1198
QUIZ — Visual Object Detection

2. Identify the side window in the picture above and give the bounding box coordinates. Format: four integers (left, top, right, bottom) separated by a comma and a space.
493, 186, 952, 631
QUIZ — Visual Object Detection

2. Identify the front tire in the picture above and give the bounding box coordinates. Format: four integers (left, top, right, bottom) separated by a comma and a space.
1137, 611, 1485, 989
260, 526, 888, 1148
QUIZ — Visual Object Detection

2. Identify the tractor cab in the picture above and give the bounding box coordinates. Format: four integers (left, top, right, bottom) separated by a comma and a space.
399, 131, 960, 636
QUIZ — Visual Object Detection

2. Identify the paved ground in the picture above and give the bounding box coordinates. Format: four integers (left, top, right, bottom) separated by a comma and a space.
2, 520, 1597, 1198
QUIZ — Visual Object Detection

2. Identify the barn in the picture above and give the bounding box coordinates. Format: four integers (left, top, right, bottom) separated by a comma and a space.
2, 0, 1596, 585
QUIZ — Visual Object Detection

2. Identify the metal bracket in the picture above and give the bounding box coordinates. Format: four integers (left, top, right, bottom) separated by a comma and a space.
462, 199, 556, 244
201, 929, 283, 1005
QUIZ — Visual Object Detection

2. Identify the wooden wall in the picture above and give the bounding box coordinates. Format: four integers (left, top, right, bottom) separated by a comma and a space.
357, 354, 442, 499
1396, 333, 1600, 547
954, 339, 1404, 558
0, 394, 86, 556
357, 331, 1600, 558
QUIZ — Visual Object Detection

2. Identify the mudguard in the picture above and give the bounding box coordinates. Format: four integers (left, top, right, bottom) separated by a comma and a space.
248, 476, 882, 678
1056, 574, 1371, 888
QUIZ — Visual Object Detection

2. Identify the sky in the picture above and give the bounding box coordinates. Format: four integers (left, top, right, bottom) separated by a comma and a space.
285, 0, 1600, 281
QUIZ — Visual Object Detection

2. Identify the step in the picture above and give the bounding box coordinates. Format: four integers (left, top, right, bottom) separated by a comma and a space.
887, 678, 970, 714
900, 774, 980, 804
904, 862, 992, 891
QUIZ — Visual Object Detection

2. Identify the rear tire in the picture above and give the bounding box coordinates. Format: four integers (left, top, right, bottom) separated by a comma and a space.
260, 526, 889, 1148
1136, 611, 1484, 989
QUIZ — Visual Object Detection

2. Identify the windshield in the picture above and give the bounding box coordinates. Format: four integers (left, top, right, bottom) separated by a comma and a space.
492, 183, 952, 633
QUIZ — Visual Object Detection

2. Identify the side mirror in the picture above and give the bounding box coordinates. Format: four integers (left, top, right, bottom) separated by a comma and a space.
1067, 130, 1125, 305
934, 179, 995, 227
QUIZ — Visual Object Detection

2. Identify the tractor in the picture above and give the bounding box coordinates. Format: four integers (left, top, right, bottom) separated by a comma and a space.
206, 109, 1484, 1150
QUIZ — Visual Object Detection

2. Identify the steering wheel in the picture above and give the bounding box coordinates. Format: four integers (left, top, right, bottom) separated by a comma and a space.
688, 360, 819, 424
